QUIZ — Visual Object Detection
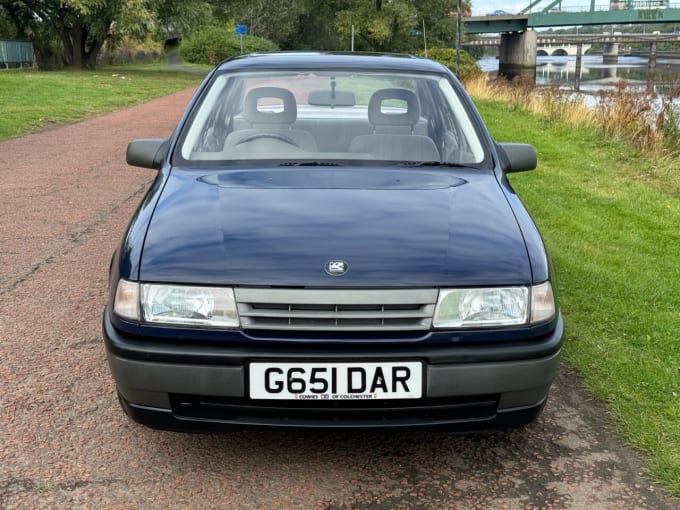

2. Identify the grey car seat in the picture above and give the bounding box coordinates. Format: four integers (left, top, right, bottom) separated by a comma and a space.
224, 87, 317, 152
348, 88, 440, 162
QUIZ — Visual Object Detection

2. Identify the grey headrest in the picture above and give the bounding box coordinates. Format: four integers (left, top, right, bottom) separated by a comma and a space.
244, 87, 297, 125
368, 88, 420, 127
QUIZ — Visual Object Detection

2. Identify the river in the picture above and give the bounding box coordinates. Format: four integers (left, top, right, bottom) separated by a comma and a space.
478, 55, 680, 93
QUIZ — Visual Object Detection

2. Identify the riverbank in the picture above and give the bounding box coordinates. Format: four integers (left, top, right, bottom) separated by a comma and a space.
467, 75, 679, 186
471, 91, 680, 497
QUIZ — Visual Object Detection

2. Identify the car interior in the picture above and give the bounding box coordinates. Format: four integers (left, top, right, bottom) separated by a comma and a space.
180, 72, 486, 166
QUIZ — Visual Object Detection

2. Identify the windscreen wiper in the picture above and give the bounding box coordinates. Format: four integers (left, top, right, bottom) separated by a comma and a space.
279, 161, 344, 166
396, 161, 469, 168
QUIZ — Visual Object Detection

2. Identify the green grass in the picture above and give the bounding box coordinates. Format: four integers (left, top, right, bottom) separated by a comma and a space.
475, 98, 680, 497
174, 61, 214, 72
0, 64, 205, 141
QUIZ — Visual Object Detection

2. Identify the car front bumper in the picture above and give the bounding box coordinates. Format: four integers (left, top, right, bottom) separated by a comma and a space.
103, 309, 563, 432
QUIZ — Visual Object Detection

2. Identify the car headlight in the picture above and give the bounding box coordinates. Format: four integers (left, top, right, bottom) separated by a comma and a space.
113, 280, 239, 328
433, 283, 555, 328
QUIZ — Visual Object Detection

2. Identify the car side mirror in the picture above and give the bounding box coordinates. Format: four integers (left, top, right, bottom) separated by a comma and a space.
497, 143, 537, 173
126, 138, 169, 170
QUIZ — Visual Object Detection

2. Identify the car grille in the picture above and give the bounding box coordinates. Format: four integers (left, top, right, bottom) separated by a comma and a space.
234, 288, 438, 332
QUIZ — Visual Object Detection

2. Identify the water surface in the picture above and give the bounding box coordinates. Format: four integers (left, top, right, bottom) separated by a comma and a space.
478, 55, 680, 92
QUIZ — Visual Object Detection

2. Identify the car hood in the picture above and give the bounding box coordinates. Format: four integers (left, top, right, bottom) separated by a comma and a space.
139, 167, 531, 287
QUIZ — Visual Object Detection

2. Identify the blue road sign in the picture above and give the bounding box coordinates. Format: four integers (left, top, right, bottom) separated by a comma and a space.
235, 25, 247, 36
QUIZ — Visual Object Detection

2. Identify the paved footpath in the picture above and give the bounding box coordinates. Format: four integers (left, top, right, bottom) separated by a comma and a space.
0, 90, 678, 509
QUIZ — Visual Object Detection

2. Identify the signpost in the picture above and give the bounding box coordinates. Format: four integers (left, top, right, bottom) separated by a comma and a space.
235, 24, 247, 54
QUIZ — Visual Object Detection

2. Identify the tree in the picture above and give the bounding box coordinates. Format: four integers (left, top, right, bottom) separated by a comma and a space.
416, 47, 481, 81
211, 0, 306, 47
0, 0, 210, 69
285, 0, 343, 50
0, 0, 479, 68
334, 0, 415, 52
0, 0, 121, 68
414, 0, 472, 49
288, 0, 472, 53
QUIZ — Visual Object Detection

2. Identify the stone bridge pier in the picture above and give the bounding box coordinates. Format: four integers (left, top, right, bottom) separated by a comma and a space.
603, 43, 619, 64
498, 31, 537, 81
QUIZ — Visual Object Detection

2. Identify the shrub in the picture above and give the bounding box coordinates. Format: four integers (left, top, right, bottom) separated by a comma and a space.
416, 47, 482, 82
595, 82, 658, 151
180, 25, 278, 66
97, 36, 163, 65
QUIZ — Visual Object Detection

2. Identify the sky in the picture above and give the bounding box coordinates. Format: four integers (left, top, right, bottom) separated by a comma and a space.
470, 1, 611, 16
471, 2, 526, 15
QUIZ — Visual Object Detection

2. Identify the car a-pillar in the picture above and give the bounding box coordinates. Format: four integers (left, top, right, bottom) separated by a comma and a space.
498, 30, 537, 82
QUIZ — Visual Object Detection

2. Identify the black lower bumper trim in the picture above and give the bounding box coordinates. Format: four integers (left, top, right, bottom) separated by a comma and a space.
118, 391, 545, 433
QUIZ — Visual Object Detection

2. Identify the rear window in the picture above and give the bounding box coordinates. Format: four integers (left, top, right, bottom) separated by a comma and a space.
176, 70, 489, 167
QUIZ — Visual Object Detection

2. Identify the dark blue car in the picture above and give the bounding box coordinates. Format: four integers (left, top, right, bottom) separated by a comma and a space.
103, 52, 563, 432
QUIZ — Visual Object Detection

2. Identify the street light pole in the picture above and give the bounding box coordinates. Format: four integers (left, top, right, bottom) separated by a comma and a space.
456, 0, 461, 77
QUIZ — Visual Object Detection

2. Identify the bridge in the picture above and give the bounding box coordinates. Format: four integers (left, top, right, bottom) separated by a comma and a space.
465, 32, 680, 55
467, 38, 590, 56
464, 3, 680, 35
465, 33, 680, 46
463, 1, 680, 83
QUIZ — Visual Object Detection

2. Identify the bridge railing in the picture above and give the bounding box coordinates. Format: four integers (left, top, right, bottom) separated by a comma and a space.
463, 32, 680, 46
522, 1, 680, 13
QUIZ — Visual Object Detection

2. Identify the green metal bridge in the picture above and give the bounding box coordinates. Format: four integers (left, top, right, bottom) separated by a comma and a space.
464, 1, 680, 87
465, 1, 680, 34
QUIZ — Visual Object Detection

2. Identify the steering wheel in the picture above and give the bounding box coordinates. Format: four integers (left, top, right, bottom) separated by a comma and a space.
235, 132, 300, 148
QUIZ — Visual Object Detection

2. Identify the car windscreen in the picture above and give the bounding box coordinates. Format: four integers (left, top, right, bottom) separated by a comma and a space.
175, 70, 490, 168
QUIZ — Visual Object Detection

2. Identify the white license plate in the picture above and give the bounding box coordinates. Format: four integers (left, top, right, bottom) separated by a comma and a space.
249, 362, 423, 400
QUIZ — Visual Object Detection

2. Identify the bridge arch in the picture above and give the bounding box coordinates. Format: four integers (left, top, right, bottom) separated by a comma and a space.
536, 44, 592, 57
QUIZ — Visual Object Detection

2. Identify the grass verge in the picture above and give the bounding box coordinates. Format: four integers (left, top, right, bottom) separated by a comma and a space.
474, 96, 680, 497
0, 64, 205, 141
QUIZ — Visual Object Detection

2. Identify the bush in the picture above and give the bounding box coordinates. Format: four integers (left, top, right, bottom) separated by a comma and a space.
416, 47, 482, 82
97, 37, 163, 66
180, 25, 278, 66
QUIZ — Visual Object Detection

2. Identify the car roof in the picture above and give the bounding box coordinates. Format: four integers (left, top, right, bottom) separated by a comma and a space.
215, 51, 449, 74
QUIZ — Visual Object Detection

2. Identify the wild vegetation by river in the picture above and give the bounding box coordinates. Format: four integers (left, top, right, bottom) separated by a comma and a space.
466, 75, 680, 198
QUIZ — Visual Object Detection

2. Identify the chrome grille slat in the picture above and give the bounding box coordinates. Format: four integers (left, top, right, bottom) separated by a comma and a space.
238, 305, 434, 320
238, 318, 432, 331
234, 288, 437, 332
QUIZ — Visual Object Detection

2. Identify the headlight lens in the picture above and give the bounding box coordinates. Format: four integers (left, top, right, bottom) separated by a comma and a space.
433, 283, 556, 329
433, 287, 529, 328
112, 279, 239, 328
141, 283, 239, 327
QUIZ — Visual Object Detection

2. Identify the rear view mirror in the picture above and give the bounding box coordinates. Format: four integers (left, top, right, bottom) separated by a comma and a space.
126, 138, 168, 169
307, 90, 356, 107
498, 143, 537, 173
